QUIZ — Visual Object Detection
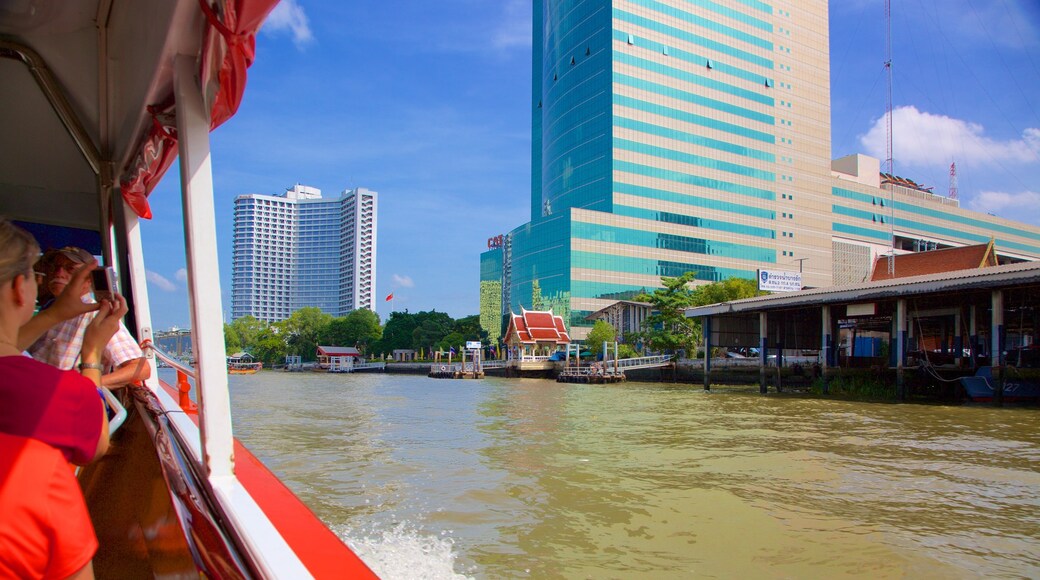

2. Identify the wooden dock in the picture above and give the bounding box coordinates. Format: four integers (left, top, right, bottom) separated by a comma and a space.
428, 363, 484, 379
556, 367, 626, 383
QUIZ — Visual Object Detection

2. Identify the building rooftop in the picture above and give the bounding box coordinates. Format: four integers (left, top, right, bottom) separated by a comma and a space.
870, 241, 997, 281
506, 309, 571, 344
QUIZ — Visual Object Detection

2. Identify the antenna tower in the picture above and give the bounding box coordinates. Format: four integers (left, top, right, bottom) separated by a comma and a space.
948, 162, 958, 200
885, 0, 895, 275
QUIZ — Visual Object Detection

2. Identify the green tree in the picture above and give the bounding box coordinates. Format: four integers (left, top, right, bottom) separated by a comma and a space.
320, 309, 383, 353
251, 328, 287, 366
585, 320, 617, 357
617, 344, 640, 359
279, 307, 332, 360
437, 331, 465, 352
691, 277, 764, 306
636, 272, 701, 354
224, 323, 242, 353
376, 310, 420, 353
636, 275, 767, 355
232, 316, 267, 347
412, 312, 453, 353
453, 314, 483, 340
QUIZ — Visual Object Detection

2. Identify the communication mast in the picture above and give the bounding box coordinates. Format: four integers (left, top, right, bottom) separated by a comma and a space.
948, 162, 958, 200
885, 0, 895, 275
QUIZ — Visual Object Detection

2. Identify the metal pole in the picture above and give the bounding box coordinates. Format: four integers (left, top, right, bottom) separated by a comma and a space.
896, 298, 907, 399
759, 311, 768, 394
703, 316, 712, 391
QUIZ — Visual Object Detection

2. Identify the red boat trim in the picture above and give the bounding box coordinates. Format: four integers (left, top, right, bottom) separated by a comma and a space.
157, 380, 377, 578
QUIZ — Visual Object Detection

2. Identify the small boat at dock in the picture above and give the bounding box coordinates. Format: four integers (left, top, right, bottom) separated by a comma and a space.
959, 366, 1040, 402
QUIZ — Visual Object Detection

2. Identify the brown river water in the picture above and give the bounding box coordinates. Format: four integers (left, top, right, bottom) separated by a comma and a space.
193, 370, 1039, 578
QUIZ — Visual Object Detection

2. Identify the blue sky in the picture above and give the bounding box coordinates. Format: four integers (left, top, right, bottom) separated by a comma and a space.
141, 0, 1040, 331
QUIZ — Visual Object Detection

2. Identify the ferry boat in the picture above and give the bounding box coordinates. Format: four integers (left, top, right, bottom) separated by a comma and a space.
228, 353, 263, 374
228, 361, 263, 374
0, 1, 376, 577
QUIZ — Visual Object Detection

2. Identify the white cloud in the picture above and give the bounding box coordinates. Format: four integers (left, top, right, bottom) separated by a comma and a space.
174, 268, 187, 282
966, 190, 1040, 220
392, 274, 414, 288
147, 271, 177, 292
860, 106, 1040, 169
263, 0, 314, 48
492, 0, 532, 50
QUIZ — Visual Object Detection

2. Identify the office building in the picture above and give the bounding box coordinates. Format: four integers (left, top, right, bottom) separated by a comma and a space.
232, 184, 377, 322
483, 0, 1040, 340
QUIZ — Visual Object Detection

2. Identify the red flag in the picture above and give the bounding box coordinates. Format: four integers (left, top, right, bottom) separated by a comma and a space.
385, 293, 394, 302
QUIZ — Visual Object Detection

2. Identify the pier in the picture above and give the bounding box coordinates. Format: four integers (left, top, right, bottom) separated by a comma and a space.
429, 346, 485, 378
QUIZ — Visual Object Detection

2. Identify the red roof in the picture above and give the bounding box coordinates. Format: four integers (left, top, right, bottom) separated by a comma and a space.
505, 309, 571, 344
870, 241, 997, 281
317, 346, 360, 356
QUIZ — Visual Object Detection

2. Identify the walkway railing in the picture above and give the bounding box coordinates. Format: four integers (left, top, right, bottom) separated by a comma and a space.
614, 354, 673, 370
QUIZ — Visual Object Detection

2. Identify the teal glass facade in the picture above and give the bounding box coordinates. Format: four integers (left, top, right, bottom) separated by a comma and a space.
506, 0, 787, 335
491, 0, 1040, 339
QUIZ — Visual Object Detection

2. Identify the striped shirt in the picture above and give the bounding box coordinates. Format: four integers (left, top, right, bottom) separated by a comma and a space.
29, 304, 143, 373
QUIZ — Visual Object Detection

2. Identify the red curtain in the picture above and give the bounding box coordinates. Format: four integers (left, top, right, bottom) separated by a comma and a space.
120, 0, 280, 218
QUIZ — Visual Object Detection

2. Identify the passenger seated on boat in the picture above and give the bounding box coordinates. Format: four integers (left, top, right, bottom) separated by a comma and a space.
29, 246, 151, 388
0, 219, 126, 465
0, 433, 99, 579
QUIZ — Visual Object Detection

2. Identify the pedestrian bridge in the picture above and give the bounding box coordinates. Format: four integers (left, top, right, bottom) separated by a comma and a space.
482, 355, 672, 371
610, 354, 673, 371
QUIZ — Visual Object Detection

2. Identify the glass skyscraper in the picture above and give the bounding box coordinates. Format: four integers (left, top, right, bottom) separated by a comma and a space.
487, 0, 1040, 340
232, 184, 378, 322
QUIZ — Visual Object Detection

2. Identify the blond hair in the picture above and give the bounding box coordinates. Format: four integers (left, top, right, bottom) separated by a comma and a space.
0, 218, 40, 285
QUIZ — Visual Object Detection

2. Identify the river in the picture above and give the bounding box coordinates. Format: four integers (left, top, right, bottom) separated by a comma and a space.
203, 371, 1038, 578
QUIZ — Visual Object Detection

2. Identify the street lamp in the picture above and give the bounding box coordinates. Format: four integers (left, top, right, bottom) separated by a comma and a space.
791, 258, 808, 273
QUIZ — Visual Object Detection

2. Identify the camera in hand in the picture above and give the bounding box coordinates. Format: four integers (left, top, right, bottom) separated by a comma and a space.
91, 267, 118, 301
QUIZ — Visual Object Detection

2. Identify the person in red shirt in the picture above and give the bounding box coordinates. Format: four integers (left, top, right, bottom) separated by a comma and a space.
0, 218, 129, 576
0, 433, 98, 579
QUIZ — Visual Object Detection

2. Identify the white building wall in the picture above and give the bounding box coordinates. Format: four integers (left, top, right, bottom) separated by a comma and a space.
232, 185, 378, 322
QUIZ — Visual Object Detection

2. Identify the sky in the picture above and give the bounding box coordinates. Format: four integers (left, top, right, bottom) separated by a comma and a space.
140, 0, 1040, 331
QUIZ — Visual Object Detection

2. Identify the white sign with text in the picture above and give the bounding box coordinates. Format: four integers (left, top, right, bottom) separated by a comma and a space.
758, 269, 802, 292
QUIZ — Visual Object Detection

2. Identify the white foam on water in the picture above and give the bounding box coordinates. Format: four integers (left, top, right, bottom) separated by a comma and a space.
337, 522, 474, 580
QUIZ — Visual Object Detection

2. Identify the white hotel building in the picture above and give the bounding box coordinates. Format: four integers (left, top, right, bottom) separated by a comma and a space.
232, 184, 378, 322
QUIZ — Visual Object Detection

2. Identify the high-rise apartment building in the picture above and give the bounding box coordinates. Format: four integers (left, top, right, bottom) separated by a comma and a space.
482, 0, 1040, 340
232, 184, 377, 322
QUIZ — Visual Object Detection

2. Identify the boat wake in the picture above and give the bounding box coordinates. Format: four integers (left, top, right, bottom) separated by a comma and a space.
337, 522, 472, 579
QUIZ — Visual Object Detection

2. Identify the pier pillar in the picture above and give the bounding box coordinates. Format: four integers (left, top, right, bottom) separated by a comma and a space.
703, 316, 712, 391
992, 290, 1005, 406
896, 298, 907, 399
969, 305, 978, 368
954, 311, 963, 367
759, 312, 768, 394
991, 290, 1004, 368
820, 305, 831, 394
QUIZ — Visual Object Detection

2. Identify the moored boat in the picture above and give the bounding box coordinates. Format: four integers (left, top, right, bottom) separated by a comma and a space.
959, 366, 1040, 402
228, 361, 263, 374
0, 1, 376, 577
228, 353, 263, 374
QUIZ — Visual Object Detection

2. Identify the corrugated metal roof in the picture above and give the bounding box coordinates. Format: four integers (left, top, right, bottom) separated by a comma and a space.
686, 261, 1040, 317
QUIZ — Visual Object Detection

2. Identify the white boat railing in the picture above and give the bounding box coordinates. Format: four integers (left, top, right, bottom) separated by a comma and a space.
144, 342, 198, 413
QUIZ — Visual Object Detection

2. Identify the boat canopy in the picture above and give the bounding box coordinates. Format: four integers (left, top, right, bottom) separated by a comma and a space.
0, 0, 278, 227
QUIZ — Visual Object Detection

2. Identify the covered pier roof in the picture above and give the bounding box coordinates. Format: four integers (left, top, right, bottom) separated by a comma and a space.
686, 261, 1040, 318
